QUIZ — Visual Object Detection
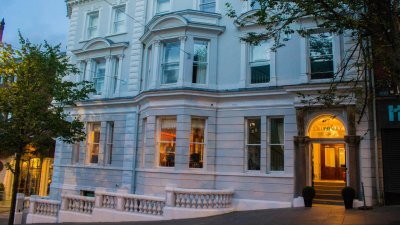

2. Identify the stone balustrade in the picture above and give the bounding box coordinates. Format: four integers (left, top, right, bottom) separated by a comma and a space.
23, 197, 30, 211
29, 197, 60, 217
166, 187, 234, 209
61, 194, 95, 214
96, 191, 165, 216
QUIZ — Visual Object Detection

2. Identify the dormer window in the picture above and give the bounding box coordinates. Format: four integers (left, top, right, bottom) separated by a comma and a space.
87, 11, 99, 39
199, 0, 216, 13
162, 41, 180, 84
156, 0, 170, 14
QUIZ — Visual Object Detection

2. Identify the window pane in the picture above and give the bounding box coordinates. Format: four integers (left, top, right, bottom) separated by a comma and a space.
251, 64, 270, 83
162, 63, 179, 84
192, 63, 207, 84
194, 41, 208, 62
94, 60, 106, 94
271, 145, 284, 171
200, 0, 216, 12
157, 0, 170, 13
164, 42, 180, 63
87, 12, 98, 39
247, 118, 261, 144
190, 118, 205, 168
270, 118, 284, 144
251, 42, 270, 62
248, 145, 260, 170
159, 142, 175, 167
160, 118, 176, 142
88, 123, 101, 164
309, 33, 334, 79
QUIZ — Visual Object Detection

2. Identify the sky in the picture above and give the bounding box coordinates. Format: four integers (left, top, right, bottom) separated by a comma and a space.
0, 0, 69, 50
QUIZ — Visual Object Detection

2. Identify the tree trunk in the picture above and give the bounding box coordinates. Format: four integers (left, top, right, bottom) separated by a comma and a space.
8, 151, 22, 225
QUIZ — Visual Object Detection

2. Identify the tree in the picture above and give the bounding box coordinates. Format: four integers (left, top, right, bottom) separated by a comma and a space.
227, 0, 400, 109
0, 36, 94, 225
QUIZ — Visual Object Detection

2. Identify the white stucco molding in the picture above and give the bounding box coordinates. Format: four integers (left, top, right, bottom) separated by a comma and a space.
71, 37, 129, 55
235, 10, 263, 28
66, 0, 95, 18
140, 10, 225, 44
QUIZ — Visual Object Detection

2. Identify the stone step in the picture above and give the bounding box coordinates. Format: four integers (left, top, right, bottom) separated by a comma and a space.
316, 189, 342, 195
314, 185, 345, 191
313, 198, 344, 206
314, 181, 346, 187
315, 193, 343, 201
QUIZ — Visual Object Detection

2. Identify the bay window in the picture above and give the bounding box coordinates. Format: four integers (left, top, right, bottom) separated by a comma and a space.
189, 118, 206, 168
270, 118, 284, 171
246, 118, 261, 171
158, 117, 176, 167
162, 41, 180, 84
250, 42, 271, 84
192, 40, 208, 84
87, 122, 101, 164
112, 57, 120, 94
199, 0, 216, 13
309, 33, 334, 79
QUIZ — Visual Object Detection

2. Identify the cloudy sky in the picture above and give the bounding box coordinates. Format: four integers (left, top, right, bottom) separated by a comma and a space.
0, 0, 69, 50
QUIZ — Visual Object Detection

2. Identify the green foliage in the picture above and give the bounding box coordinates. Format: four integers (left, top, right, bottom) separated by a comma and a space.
0, 35, 95, 158
302, 186, 316, 199
342, 186, 356, 199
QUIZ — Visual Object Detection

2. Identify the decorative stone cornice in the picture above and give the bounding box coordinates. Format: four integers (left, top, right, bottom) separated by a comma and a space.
66, 0, 95, 18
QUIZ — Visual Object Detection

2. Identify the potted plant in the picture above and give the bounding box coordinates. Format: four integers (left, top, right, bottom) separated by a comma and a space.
302, 186, 316, 207
342, 186, 356, 209
0, 183, 4, 201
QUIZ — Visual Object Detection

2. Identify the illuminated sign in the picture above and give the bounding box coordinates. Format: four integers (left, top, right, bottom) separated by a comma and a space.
388, 105, 400, 122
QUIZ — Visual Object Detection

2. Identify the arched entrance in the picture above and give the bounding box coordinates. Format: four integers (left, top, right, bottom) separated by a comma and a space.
308, 115, 347, 183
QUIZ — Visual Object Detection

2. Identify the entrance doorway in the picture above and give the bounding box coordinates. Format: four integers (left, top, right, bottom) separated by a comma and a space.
312, 143, 346, 182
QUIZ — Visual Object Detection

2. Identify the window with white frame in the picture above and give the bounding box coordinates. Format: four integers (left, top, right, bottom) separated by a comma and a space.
162, 41, 180, 84
87, 11, 99, 39
112, 5, 126, 34
199, 0, 216, 12
156, 0, 170, 14
190, 118, 206, 168
192, 40, 208, 84
269, 118, 284, 171
246, 118, 261, 171
157, 117, 176, 167
111, 57, 120, 94
87, 122, 101, 164
250, 42, 271, 84
141, 118, 147, 167
93, 58, 106, 95
105, 121, 114, 164
72, 143, 80, 164
79, 61, 87, 82
309, 33, 334, 79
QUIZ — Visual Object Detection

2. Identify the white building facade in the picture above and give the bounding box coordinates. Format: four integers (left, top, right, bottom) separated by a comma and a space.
27, 0, 377, 223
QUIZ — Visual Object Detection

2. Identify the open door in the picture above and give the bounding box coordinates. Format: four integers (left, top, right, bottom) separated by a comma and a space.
320, 144, 346, 181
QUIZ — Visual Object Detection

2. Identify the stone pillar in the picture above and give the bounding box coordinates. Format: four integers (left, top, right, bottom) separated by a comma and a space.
345, 135, 361, 198
294, 136, 310, 197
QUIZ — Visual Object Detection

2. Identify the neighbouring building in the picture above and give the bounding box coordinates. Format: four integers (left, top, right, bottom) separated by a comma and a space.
27, 0, 380, 223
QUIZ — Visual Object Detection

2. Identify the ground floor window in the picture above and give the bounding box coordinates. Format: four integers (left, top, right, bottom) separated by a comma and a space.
247, 118, 261, 171
87, 122, 101, 164
189, 118, 206, 168
158, 117, 176, 167
270, 118, 284, 171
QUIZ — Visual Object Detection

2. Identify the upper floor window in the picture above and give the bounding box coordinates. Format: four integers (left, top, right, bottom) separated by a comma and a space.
111, 57, 120, 94
246, 118, 261, 171
87, 12, 99, 39
162, 41, 180, 84
199, 0, 216, 13
192, 40, 208, 84
158, 117, 176, 167
250, 42, 271, 84
190, 118, 206, 168
309, 33, 334, 79
156, 0, 170, 14
113, 5, 126, 34
87, 122, 101, 164
93, 58, 106, 95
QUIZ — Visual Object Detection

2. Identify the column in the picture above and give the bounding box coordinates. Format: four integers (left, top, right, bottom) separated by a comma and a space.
345, 135, 360, 198
178, 36, 187, 87
150, 40, 161, 89
294, 136, 310, 197
114, 54, 124, 97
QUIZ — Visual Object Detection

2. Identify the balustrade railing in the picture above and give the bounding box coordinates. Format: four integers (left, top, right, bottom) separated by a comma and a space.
62, 194, 95, 214
123, 194, 165, 216
169, 188, 234, 209
31, 198, 60, 217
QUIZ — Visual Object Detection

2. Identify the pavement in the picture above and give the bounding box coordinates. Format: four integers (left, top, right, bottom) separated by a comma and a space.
1, 204, 400, 225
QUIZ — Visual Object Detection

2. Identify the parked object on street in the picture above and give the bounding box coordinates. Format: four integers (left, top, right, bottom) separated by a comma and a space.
342, 187, 356, 209
302, 186, 316, 207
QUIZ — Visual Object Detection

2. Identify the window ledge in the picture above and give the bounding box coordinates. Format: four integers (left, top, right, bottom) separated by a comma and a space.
105, 32, 128, 38
59, 164, 129, 171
